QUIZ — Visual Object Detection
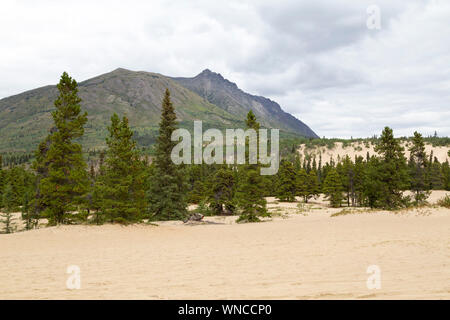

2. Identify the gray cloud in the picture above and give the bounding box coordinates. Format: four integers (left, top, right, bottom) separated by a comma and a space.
0, 0, 448, 138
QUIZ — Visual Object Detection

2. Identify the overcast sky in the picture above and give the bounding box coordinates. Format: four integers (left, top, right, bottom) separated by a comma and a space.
1, 0, 449, 138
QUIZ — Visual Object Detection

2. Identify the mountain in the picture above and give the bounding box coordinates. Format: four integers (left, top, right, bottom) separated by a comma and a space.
172, 69, 318, 138
0, 68, 318, 153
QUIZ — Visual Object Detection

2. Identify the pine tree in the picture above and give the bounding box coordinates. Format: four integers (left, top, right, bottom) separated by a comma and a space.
1, 183, 15, 233
296, 168, 308, 202
276, 159, 297, 202
353, 156, 366, 206
429, 158, 444, 190
338, 156, 355, 206
236, 111, 268, 222
0, 155, 4, 208
322, 168, 343, 207
148, 89, 187, 220
188, 180, 207, 204
208, 165, 236, 214
373, 127, 409, 209
95, 114, 147, 223
35, 72, 89, 224
408, 131, 430, 204
306, 169, 321, 203
442, 160, 450, 191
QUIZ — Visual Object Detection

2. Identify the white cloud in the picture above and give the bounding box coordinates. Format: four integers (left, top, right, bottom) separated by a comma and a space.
0, 0, 448, 138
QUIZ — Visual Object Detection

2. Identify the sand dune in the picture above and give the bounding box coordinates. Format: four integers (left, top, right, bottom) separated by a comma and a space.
1, 191, 449, 300
298, 142, 450, 164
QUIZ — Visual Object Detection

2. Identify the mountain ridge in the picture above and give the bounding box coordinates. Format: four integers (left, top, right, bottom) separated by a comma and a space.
0, 68, 318, 153
172, 69, 318, 138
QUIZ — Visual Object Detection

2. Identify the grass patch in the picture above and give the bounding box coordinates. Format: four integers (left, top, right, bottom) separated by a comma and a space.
437, 195, 450, 208
330, 208, 368, 217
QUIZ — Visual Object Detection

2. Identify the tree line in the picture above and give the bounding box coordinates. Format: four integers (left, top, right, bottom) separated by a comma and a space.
1, 72, 450, 233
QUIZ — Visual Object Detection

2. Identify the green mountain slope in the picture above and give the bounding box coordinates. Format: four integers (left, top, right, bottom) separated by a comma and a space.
0, 68, 318, 153
0, 68, 241, 152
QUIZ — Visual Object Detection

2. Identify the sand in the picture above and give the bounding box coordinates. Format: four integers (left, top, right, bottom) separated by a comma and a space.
298, 141, 450, 164
0, 191, 449, 300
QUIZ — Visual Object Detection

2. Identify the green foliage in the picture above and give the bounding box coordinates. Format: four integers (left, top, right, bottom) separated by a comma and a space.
207, 165, 236, 215
0, 157, 3, 208
428, 157, 444, 190
93, 114, 147, 223
442, 161, 450, 191
236, 111, 268, 223
408, 131, 430, 204
1, 183, 15, 233
236, 165, 268, 222
147, 89, 188, 221
437, 195, 450, 208
34, 72, 89, 225
276, 159, 297, 202
322, 168, 343, 207
371, 127, 410, 209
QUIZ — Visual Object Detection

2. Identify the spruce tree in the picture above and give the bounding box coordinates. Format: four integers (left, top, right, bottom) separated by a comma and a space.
296, 168, 308, 202
188, 180, 207, 204
429, 158, 444, 190
35, 72, 89, 224
148, 89, 187, 220
306, 169, 321, 203
236, 111, 268, 222
208, 165, 235, 214
408, 131, 430, 204
353, 156, 366, 206
442, 160, 450, 191
21, 191, 34, 230
1, 183, 15, 233
0, 156, 4, 208
95, 114, 147, 223
276, 159, 297, 202
322, 168, 343, 207
338, 156, 355, 206
373, 127, 409, 209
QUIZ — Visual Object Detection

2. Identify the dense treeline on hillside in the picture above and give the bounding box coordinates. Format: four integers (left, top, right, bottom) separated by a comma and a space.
1, 72, 450, 232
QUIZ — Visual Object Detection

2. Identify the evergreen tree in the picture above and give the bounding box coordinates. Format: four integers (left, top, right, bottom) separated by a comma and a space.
373, 127, 409, 209
0, 156, 4, 208
276, 159, 297, 202
148, 89, 187, 220
236, 167, 268, 222
306, 169, 321, 203
296, 168, 308, 202
322, 168, 343, 207
208, 165, 236, 214
429, 158, 444, 190
338, 155, 356, 206
236, 111, 268, 222
442, 160, 450, 191
1, 183, 15, 233
188, 180, 207, 204
21, 191, 34, 230
353, 156, 366, 206
363, 157, 384, 208
35, 72, 89, 224
408, 131, 430, 204
94, 114, 147, 223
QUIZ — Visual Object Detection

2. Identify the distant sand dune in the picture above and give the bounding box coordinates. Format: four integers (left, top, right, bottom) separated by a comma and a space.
298, 141, 450, 164
1, 191, 449, 300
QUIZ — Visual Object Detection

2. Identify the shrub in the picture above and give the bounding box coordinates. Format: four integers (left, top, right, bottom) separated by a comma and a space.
437, 195, 450, 208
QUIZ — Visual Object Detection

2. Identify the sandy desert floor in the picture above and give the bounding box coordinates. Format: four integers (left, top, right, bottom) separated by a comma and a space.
0, 192, 449, 300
